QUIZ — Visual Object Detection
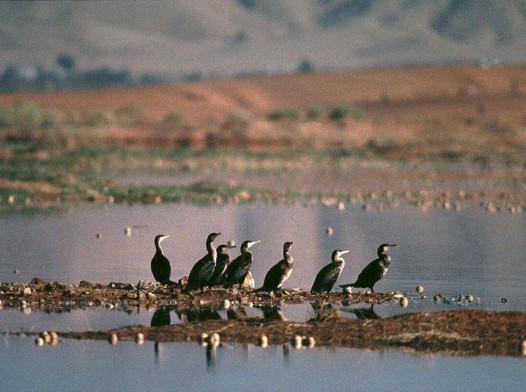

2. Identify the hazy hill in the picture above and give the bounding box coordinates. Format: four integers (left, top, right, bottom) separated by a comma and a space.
0, 0, 525, 75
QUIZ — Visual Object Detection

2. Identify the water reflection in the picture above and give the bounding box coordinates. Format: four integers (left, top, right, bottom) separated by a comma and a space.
343, 304, 381, 320
259, 306, 287, 321
176, 307, 222, 322
151, 307, 171, 326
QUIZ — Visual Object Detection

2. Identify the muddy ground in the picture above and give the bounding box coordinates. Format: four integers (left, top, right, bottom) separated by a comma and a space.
2, 278, 525, 357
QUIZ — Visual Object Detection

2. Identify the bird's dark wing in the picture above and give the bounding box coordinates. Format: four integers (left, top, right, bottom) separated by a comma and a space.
354, 259, 383, 288
311, 263, 334, 292
151, 253, 171, 283
187, 254, 214, 289
262, 260, 286, 291
209, 254, 229, 286
225, 255, 251, 286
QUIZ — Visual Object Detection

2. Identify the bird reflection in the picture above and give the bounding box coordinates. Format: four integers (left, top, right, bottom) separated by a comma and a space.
227, 307, 248, 320
310, 302, 339, 321
206, 345, 217, 372
176, 307, 222, 322
151, 307, 171, 327
344, 304, 381, 320
259, 306, 287, 321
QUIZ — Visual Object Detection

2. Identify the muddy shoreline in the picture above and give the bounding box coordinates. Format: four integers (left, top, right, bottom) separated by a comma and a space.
2, 279, 525, 357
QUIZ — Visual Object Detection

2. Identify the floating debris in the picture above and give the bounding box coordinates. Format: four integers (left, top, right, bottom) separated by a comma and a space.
416, 286, 424, 295
466, 295, 474, 303
35, 337, 44, 347
400, 297, 409, 308
326, 227, 334, 236
501, 298, 508, 303
13, 269, 20, 275
124, 227, 132, 236
135, 333, 145, 345
338, 202, 345, 211
96, 233, 103, 239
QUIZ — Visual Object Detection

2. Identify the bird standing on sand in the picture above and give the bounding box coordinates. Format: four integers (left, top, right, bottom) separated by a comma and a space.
340, 243, 396, 293
224, 240, 260, 287
186, 232, 221, 291
151, 234, 175, 285
255, 241, 294, 292
311, 249, 349, 293
208, 243, 236, 286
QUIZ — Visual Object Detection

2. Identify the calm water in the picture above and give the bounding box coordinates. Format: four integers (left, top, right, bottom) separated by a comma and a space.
0, 204, 525, 390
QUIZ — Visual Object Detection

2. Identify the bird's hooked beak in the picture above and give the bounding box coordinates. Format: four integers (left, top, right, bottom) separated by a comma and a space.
389, 244, 397, 248
160, 235, 169, 242
340, 250, 350, 255
248, 240, 261, 249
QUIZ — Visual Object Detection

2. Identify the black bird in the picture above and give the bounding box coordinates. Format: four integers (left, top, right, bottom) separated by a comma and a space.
340, 243, 396, 293
311, 249, 349, 293
224, 240, 260, 288
151, 235, 176, 285
186, 232, 221, 291
208, 243, 236, 286
255, 241, 294, 292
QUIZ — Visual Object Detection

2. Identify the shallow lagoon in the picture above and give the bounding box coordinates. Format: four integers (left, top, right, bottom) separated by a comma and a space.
0, 203, 525, 390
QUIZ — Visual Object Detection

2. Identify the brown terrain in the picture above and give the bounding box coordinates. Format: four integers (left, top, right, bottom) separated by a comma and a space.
1, 64, 525, 152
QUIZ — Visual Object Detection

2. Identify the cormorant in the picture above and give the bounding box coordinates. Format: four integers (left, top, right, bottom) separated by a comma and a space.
208, 243, 236, 286
254, 241, 294, 292
339, 243, 396, 293
186, 232, 221, 291
311, 249, 349, 293
151, 235, 175, 285
224, 240, 260, 288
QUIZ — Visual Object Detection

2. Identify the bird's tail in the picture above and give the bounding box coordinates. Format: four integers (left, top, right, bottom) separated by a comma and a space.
339, 283, 355, 288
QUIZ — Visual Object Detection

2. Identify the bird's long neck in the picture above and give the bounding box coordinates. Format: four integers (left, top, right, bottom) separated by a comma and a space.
335, 257, 345, 269
241, 246, 252, 259
207, 240, 217, 261
155, 240, 164, 255
379, 252, 390, 266
284, 250, 293, 265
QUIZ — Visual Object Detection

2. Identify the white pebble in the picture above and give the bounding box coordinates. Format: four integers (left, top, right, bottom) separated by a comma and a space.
124, 227, 132, 236
35, 337, 44, 347
222, 299, 231, 309
400, 297, 409, 308
416, 286, 424, 294
258, 335, 268, 348
108, 333, 118, 345
135, 333, 144, 345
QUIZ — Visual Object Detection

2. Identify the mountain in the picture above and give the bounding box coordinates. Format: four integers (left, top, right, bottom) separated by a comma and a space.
0, 0, 525, 75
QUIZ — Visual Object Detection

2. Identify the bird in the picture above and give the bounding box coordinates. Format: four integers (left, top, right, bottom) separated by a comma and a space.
340, 243, 396, 293
151, 234, 176, 285
311, 249, 349, 293
208, 243, 236, 286
254, 241, 294, 292
185, 232, 221, 291
224, 240, 260, 288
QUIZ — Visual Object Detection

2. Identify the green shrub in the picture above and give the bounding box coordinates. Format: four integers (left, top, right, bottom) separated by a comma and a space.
0, 101, 57, 130
268, 108, 300, 121
329, 103, 365, 120
162, 111, 182, 124
307, 106, 326, 119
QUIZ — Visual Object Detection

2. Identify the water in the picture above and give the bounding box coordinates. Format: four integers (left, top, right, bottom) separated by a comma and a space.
0, 338, 524, 392
0, 203, 525, 390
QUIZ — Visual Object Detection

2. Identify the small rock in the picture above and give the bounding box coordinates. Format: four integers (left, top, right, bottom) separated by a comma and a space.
342, 286, 352, 294
14, 269, 20, 275
124, 227, 132, 236
96, 233, 103, 239
292, 335, 302, 349
304, 337, 316, 348
222, 299, 231, 309
338, 202, 345, 211
108, 333, 118, 345
466, 295, 474, 302
501, 298, 507, 303
135, 333, 145, 345
19, 300, 27, 308
400, 297, 409, 308
35, 337, 44, 347
198, 333, 209, 345
40, 331, 51, 344
49, 332, 59, 344
522, 340, 526, 356
210, 333, 220, 345
416, 286, 424, 295
326, 227, 334, 236
22, 287, 32, 296
258, 335, 268, 348
147, 292, 156, 301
